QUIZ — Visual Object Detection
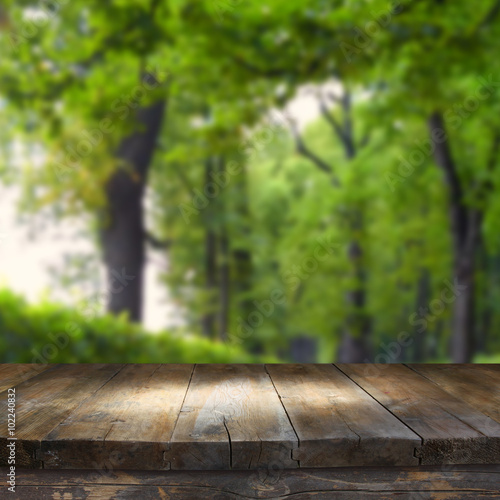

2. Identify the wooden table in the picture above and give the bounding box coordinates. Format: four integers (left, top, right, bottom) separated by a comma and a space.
1, 363, 499, 498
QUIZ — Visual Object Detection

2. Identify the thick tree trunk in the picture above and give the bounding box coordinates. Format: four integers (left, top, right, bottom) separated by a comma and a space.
450, 210, 481, 362
428, 112, 479, 362
101, 91, 166, 323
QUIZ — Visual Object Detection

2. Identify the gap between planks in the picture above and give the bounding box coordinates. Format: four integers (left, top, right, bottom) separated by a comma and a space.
334, 363, 426, 464
3, 363, 500, 471
338, 364, 500, 466
264, 364, 302, 467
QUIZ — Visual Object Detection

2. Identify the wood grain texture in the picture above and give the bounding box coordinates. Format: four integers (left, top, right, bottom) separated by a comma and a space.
9, 488, 497, 499
168, 364, 299, 470
266, 364, 421, 467
408, 364, 500, 424
0, 364, 122, 468
1, 363, 500, 473
0, 364, 52, 394
338, 364, 500, 465
40, 364, 193, 470
7, 465, 500, 499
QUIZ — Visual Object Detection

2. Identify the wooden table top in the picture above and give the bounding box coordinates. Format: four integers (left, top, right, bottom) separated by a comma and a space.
1, 364, 499, 471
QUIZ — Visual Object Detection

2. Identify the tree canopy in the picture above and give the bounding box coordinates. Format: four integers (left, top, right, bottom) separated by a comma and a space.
1, 1, 500, 362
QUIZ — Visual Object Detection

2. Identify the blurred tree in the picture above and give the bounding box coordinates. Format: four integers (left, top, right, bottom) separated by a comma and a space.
0, 0, 172, 321
365, 1, 500, 361
1, 0, 500, 363
0, 0, 266, 324
101, 72, 166, 321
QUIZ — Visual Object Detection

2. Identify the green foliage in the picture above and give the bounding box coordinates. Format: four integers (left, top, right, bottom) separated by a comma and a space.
0, 289, 268, 363
1, 1, 500, 362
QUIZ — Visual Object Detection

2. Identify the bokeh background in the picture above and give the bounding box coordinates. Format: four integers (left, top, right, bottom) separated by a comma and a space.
1, 1, 500, 363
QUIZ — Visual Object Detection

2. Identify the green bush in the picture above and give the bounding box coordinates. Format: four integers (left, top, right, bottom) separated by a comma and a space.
0, 289, 270, 363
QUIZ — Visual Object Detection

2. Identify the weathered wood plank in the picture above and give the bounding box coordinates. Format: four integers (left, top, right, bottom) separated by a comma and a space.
11, 487, 500, 499
169, 364, 299, 470
3, 363, 500, 473
0, 364, 122, 468
338, 364, 500, 465
408, 364, 500, 425
266, 364, 421, 467
41, 364, 194, 470
7, 465, 500, 499
0, 364, 52, 394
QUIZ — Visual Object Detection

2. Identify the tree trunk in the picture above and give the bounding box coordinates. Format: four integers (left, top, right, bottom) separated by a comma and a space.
291, 336, 317, 362
337, 231, 372, 363
476, 238, 491, 354
430, 318, 443, 360
232, 164, 254, 325
336, 94, 372, 363
100, 88, 166, 323
217, 157, 230, 342
450, 210, 481, 362
452, 253, 475, 362
219, 228, 230, 342
201, 156, 218, 338
428, 112, 479, 362
296, 88, 373, 362
413, 268, 430, 362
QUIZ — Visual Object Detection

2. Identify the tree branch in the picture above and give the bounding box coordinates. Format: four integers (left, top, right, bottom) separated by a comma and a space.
318, 89, 356, 159
318, 93, 347, 144
326, 91, 343, 103
144, 230, 172, 249
286, 116, 333, 175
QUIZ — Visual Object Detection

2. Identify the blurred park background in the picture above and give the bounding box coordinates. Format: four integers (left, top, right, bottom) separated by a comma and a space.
1, 1, 500, 363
